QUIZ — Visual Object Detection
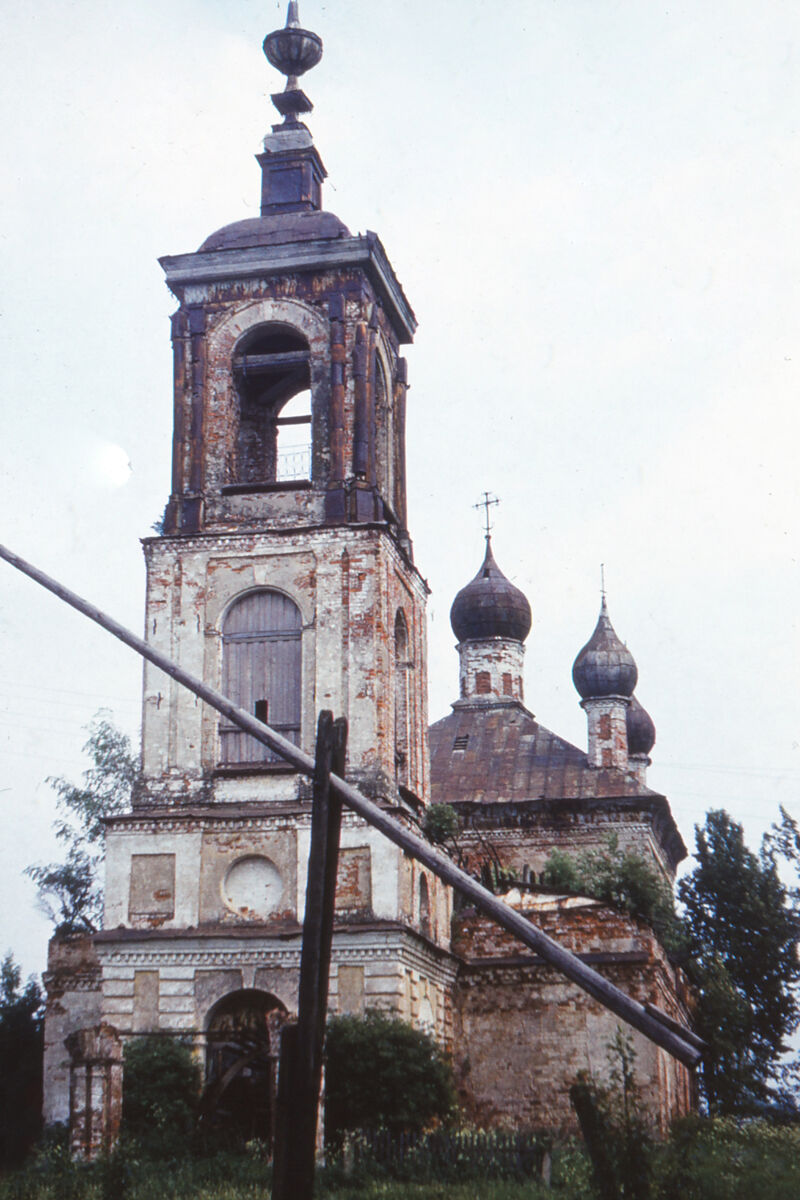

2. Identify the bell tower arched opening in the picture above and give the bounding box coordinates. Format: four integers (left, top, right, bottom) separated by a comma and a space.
233, 325, 311, 486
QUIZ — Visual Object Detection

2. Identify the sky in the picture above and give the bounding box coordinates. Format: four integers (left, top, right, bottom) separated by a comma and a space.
0, 0, 798, 980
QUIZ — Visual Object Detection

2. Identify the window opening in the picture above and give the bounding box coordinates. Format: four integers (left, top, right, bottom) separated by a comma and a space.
276, 389, 311, 481
233, 326, 311, 486
220, 590, 302, 766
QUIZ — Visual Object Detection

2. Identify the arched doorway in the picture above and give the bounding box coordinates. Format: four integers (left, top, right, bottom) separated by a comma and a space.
201, 990, 289, 1149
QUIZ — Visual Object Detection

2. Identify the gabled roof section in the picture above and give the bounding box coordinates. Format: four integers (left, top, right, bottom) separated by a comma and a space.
429, 704, 665, 806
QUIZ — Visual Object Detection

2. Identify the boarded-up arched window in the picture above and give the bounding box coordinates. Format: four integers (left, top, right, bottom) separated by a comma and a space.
220, 590, 302, 765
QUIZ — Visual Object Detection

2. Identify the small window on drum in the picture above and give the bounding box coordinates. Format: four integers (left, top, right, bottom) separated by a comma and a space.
220, 590, 302, 766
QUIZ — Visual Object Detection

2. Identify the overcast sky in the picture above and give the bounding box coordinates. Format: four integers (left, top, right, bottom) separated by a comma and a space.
1, 0, 798, 979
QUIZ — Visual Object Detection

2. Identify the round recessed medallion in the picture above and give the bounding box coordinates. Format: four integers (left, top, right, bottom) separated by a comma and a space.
223, 856, 283, 919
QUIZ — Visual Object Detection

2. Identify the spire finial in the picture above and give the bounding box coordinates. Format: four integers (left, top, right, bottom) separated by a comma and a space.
473, 491, 500, 540
263, 3, 323, 123
600, 563, 606, 606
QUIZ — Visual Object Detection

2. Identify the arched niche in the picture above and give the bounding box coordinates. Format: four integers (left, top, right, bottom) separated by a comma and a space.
202, 989, 289, 1149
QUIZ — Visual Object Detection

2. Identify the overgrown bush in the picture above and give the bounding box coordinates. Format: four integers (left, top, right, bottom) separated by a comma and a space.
121, 1035, 201, 1158
423, 804, 460, 845
541, 836, 686, 954
324, 1010, 456, 1147
655, 1115, 800, 1200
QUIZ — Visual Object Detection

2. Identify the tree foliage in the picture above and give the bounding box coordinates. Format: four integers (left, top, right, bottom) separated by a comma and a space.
678, 809, 800, 1113
324, 1011, 456, 1146
540, 836, 684, 953
0, 953, 44, 1167
121, 1035, 201, 1158
26, 714, 137, 932
423, 804, 460, 846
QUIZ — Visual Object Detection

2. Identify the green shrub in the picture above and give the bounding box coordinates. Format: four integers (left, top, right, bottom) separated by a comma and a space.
423, 804, 460, 845
324, 1011, 456, 1147
655, 1116, 800, 1200
121, 1035, 201, 1159
541, 836, 686, 954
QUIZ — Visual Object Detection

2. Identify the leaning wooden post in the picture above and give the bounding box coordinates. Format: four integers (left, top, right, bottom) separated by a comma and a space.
272, 712, 348, 1200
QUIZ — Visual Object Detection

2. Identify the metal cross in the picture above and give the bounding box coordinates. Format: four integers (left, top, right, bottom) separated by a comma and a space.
473, 491, 500, 538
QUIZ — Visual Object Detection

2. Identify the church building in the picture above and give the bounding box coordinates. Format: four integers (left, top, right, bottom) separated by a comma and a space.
42, 4, 694, 1155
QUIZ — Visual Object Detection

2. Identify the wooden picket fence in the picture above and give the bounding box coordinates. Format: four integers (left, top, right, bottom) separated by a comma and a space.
343, 1126, 551, 1182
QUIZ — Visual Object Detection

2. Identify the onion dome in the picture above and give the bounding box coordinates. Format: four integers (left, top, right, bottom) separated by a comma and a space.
572, 597, 638, 699
627, 696, 656, 756
450, 538, 532, 643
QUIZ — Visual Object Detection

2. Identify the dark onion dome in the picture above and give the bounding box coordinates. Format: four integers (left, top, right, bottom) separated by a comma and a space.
572, 597, 638, 699
450, 538, 532, 643
627, 696, 656, 756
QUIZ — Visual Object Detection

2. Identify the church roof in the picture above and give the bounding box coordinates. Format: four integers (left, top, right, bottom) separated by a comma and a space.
429, 703, 663, 805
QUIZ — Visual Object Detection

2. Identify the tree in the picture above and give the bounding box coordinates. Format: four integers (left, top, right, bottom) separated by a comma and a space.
26, 714, 137, 932
678, 809, 800, 1113
324, 1010, 456, 1146
0, 953, 44, 1167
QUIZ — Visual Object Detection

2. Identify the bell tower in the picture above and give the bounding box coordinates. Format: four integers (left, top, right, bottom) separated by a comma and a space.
141, 1, 427, 809
60, 8, 455, 1149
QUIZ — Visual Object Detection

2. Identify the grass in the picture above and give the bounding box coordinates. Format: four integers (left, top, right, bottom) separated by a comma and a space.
3, 1119, 800, 1199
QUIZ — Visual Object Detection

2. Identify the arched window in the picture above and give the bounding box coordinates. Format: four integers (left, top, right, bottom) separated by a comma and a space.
394, 609, 410, 785
220, 590, 302, 766
232, 326, 311, 485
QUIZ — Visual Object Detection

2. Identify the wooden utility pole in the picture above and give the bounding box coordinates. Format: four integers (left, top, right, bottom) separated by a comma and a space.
272, 712, 347, 1200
